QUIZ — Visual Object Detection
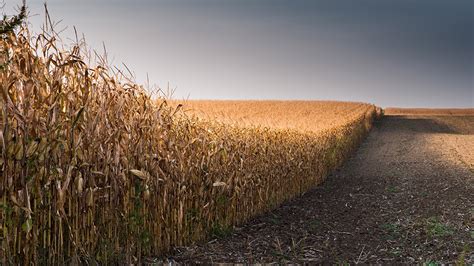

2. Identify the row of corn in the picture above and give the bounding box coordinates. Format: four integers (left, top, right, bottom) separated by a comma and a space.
0, 26, 379, 264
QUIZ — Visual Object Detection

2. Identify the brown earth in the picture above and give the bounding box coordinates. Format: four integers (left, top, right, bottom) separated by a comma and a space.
385, 108, 474, 116
163, 115, 474, 264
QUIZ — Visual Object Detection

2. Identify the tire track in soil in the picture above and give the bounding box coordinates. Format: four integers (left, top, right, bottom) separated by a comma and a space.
166, 115, 474, 264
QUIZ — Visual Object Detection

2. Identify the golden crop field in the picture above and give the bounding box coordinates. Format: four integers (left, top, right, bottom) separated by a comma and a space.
0, 26, 378, 264
177, 100, 377, 134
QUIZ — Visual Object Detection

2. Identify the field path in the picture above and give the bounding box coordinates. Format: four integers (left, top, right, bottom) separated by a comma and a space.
169, 115, 474, 264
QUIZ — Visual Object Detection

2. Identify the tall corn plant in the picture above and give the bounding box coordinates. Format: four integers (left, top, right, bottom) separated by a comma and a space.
0, 21, 179, 263
1, 0, 26, 72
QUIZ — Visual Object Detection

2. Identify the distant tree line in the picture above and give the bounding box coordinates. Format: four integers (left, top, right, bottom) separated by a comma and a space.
1, 0, 26, 35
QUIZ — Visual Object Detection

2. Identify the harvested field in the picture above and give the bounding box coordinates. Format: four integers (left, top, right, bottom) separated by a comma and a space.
385, 108, 474, 116
170, 115, 474, 264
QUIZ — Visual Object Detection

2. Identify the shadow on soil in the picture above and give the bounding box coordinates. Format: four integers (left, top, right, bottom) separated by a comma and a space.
381, 115, 474, 135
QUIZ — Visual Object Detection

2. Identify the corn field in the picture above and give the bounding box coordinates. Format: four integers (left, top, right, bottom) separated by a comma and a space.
0, 26, 380, 264
175, 100, 378, 134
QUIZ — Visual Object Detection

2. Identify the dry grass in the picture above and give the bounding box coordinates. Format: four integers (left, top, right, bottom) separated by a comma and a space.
1, 25, 378, 264
385, 108, 474, 116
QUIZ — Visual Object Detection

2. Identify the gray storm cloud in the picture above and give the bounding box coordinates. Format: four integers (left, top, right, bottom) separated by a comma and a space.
4, 0, 473, 107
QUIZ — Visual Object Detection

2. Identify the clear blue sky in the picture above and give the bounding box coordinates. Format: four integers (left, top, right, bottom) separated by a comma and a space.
4, 0, 473, 107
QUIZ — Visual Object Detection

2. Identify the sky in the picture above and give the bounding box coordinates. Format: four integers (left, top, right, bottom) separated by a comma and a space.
3, 0, 474, 108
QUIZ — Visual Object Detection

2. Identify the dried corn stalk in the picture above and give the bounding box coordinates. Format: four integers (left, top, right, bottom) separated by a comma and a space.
0, 25, 378, 264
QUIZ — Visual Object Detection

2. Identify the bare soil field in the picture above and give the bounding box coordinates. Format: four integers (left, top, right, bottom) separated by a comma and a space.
168, 115, 474, 264
385, 108, 474, 116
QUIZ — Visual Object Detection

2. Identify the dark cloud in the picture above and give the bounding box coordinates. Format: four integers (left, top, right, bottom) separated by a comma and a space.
4, 0, 473, 107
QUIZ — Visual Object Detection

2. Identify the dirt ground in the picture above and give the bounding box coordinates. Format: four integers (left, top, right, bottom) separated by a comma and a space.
384, 108, 474, 116
166, 115, 474, 264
